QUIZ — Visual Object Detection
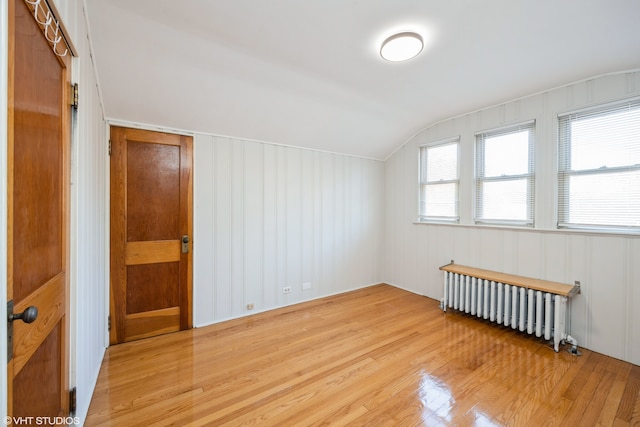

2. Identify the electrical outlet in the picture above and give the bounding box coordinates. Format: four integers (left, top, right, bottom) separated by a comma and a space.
283, 286, 292, 294
302, 282, 311, 290
246, 303, 254, 310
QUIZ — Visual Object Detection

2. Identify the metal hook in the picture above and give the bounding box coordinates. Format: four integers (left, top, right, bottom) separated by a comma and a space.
45, 21, 62, 44
34, 4, 53, 27
53, 41, 68, 57
24, 0, 70, 58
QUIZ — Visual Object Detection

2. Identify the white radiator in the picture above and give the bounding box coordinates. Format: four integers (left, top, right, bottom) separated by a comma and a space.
440, 264, 580, 353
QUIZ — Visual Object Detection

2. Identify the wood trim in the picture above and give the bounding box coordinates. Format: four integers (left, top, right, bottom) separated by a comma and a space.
109, 276, 117, 345
110, 126, 128, 344
119, 127, 183, 146
6, 0, 15, 277
180, 134, 193, 329
124, 307, 181, 341
7, 1, 15, 413
439, 263, 576, 296
125, 240, 181, 265
12, 273, 65, 376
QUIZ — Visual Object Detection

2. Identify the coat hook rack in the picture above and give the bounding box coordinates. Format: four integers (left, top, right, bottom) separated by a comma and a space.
24, 0, 71, 58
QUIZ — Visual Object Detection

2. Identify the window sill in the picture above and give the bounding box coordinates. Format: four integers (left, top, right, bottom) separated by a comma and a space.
413, 220, 640, 237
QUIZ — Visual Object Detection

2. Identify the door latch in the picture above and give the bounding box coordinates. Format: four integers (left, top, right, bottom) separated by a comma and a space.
181, 235, 190, 254
7, 300, 39, 360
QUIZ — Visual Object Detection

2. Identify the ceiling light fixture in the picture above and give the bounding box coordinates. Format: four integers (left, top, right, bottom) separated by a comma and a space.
380, 32, 424, 62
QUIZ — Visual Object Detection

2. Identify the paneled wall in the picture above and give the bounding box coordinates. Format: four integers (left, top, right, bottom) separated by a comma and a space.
56, 0, 109, 422
384, 70, 640, 365
194, 135, 384, 326
0, 1, 108, 422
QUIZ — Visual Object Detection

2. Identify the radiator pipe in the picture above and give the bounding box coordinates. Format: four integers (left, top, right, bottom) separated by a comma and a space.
565, 335, 581, 355
569, 280, 581, 296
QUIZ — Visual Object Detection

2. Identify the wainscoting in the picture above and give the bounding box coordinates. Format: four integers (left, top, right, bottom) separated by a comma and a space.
384, 71, 640, 366
86, 285, 639, 426
193, 134, 384, 326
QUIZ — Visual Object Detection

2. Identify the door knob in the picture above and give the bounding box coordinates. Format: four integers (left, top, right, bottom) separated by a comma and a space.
7, 302, 39, 359
8, 306, 38, 324
182, 235, 190, 254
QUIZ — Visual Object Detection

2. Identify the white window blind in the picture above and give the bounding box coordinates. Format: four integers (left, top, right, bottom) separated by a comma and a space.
475, 121, 535, 226
558, 99, 640, 232
419, 137, 459, 222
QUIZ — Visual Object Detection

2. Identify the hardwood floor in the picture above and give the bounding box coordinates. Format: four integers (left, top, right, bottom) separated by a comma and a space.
85, 284, 640, 426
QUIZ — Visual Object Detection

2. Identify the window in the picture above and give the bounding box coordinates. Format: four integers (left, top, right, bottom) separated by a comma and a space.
419, 137, 459, 222
475, 121, 535, 226
558, 99, 640, 231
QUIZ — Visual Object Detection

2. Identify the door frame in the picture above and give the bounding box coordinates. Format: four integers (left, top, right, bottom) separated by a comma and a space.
107, 122, 194, 345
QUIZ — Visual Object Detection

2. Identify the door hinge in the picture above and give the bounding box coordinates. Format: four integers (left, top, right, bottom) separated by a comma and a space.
69, 387, 77, 414
108, 139, 112, 156
108, 315, 111, 331
7, 300, 14, 361
71, 83, 79, 109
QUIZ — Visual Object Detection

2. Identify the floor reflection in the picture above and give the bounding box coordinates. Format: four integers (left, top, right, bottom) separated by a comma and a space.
419, 371, 454, 424
472, 410, 503, 427
418, 371, 504, 427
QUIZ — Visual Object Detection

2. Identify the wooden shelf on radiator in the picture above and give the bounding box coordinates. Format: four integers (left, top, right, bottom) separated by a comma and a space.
439, 262, 577, 297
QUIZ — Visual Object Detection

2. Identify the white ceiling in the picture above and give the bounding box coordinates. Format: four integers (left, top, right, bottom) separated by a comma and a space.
85, 0, 640, 160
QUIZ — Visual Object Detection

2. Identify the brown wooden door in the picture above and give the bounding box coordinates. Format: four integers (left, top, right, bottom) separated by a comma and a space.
110, 126, 193, 344
7, 0, 71, 417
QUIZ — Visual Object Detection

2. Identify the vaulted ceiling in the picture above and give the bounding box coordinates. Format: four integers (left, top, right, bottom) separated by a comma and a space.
85, 0, 640, 160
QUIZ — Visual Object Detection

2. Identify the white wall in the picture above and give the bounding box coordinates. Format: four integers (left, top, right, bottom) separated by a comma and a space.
194, 134, 384, 326
384, 70, 640, 365
64, 1, 109, 423
46, 0, 108, 423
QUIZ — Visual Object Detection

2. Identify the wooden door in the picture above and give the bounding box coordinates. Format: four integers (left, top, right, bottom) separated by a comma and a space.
7, 0, 71, 417
110, 126, 193, 344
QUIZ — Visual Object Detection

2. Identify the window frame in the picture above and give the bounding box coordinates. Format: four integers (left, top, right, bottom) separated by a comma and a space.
557, 98, 640, 233
418, 136, 460, 223
474, 120, 536, 227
